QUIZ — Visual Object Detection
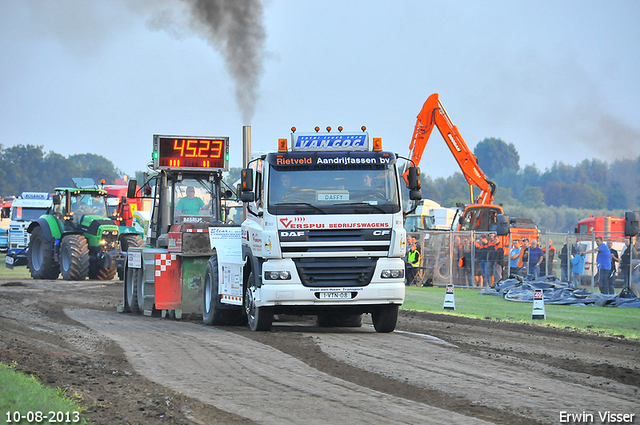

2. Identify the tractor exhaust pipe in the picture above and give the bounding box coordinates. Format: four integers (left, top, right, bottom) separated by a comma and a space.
242, 126, 251, 221
243, 125, 252, 168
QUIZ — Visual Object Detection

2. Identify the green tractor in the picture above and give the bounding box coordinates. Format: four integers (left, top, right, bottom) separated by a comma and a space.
26, 187, 144, 280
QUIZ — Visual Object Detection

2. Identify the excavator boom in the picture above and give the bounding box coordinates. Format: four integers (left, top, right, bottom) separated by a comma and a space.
404, 93, 496, 205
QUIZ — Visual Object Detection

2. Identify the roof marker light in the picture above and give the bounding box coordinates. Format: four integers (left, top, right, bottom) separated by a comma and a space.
372, 137, 383, 152
278, 138, 288, 152
361, 126, 367, 132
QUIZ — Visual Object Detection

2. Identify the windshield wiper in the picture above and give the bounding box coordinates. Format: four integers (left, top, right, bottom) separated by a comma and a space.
275, 202, 327, 214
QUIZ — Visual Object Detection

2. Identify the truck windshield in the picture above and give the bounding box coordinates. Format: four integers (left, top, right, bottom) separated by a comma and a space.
11, 207, 50, 222
268, 167, 400, 215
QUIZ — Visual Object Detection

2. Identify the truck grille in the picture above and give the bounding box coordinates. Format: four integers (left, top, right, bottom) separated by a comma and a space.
293, 257, 376, 287
280, 228, 391, 257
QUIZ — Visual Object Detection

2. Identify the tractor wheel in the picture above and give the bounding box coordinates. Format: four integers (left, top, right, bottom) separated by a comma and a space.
244, 271, 273, 331
203, 255, 244, 326
118, 234, 145, 280
89, 263, 117, 280
27, 226, 60, 280
371, 305, 399, 333
59, 235, 90, 281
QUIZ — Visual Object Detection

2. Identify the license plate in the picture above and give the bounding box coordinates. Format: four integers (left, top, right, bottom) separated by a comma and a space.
319, 292, 352, 299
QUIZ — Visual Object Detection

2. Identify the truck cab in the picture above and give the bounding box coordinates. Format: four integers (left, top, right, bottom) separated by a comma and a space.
239, 128, 421, 332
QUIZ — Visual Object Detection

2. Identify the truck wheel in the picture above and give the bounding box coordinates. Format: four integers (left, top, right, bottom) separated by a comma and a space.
244, 271, 273, 331
317, 313, 363, 327
118, 234, 144, 280
59, 235, 90, 281
27, 226, 60, 280
89, 263, 117, 280
203, 255, 244, 326
371, 305, 399, 333
126, 267, 141, 314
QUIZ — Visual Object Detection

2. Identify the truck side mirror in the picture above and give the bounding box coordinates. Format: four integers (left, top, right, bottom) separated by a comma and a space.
240, 169, 255, 203
406, 167, 421, 190
52, 194, 61, 205
625, 211, 640, 236
127, 179, 137, 199
496, 214, 510, 236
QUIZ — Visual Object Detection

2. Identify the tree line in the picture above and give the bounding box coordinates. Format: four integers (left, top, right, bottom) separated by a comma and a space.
0, 144, 122, 196
417, 137, 640, 232
2, 141, 638, 233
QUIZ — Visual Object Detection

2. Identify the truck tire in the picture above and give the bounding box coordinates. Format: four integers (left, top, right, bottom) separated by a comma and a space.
203, 255, 244, 326
118, 234, 145, 280
27, 226, 60, 280
317, 313, 363, 328
244, 270, 273, 331
59, 235, 90, 281
371, 305, 399, 333
125, 267, 141, 314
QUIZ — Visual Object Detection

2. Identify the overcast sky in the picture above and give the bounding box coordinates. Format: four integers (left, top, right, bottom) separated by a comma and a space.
1, 0, 639, 180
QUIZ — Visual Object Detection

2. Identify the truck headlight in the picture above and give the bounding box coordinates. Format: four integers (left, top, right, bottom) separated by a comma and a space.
381, 269, 404, 279
265, 271, 291, 280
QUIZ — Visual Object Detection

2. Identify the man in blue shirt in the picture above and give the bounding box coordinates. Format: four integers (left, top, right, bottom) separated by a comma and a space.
528, 239, 544, 279
586, 237, 612, 294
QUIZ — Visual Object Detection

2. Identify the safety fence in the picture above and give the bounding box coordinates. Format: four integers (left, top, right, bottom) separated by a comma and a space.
406, 230, 639, 294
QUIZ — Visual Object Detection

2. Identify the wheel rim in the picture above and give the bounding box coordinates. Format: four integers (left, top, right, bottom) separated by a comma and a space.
61, 244, 70, 272
204, 274, 212, 314
246, 286, 256, 322
32, 237, 43, 270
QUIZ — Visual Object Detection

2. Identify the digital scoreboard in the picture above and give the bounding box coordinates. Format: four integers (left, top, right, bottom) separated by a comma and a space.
153, 135, 229, 171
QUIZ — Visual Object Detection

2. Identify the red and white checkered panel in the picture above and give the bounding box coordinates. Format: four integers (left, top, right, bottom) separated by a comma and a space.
155, 254, 178, 277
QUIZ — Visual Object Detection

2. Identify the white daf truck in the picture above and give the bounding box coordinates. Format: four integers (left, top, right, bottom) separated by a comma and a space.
203, 126, 422, 332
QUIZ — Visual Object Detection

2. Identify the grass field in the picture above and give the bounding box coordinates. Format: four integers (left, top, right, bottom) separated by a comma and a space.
0, 254, 31, 279
0, 363, 86, 425
404, 286, 640, 339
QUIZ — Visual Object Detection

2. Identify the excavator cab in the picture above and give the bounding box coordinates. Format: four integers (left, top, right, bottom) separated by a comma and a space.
458, 205, 501, 232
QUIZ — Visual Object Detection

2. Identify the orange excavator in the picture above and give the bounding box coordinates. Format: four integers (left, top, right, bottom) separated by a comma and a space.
403, 93, 537, 237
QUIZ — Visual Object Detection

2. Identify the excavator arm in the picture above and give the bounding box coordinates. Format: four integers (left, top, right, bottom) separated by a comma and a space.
402, 93, 496, 205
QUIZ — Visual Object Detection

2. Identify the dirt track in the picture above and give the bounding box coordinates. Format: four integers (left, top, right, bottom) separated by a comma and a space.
0, 278, 638, 424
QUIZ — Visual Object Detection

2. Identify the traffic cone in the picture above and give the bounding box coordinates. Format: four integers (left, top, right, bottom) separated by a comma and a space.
531, 289, 546, 320
443, 283, 455, 311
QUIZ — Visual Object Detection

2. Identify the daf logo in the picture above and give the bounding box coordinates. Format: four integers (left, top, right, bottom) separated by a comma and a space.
373, 230, 391, 236
281, 231, 305, 237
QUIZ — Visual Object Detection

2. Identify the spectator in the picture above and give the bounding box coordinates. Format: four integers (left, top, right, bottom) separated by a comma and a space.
570, 249, 586, 288
491, 234, 503, 285
509, 240, 521, 276
560, 238, 576, 282
585, 237, 613, 294
518, 238, 530, 276
406, 243, 421, 285
478, 235, 491, 287
620, 239, 631, 293
528, 239, 544, 279
546, 238, 556, 276
608, 240, 619, 293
